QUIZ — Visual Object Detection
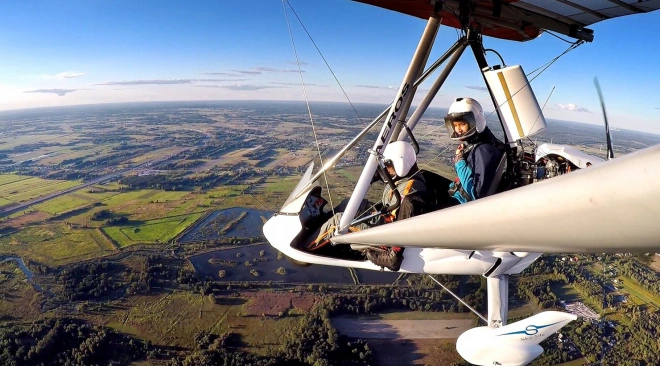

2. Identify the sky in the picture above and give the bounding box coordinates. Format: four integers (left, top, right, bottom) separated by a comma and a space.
1, 0, 659, 134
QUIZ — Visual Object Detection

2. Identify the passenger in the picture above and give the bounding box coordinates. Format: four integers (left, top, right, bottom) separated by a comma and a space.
444, 97, 504, 203
363, 141, 429, 272
309, 141, 427, 272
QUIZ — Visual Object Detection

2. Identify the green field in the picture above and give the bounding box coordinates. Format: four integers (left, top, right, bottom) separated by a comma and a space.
507, 303, 540, 319
0, 174, 32, 186
377, 311, 475, 320
102, 212, 204, 247
0, 224, 109, 265
0, 176, 80, 204
110, 291, 245, 348
556, 357, 589, 366
551, 283, 583, 303
553, 282, 605, 312
0, 197, 13, 207
34, 195, 91, 215
617, 276, 660, 310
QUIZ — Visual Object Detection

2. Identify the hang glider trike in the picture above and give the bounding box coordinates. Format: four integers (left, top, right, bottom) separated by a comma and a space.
264, 1, 660, 365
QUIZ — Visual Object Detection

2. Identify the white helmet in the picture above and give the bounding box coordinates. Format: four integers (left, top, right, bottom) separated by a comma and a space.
382, 141, 416, 177
444, 97, 486, 141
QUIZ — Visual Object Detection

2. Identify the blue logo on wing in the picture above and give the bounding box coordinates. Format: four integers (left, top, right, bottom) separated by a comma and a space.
498, 321, 564, 337
525, 325, 539, 335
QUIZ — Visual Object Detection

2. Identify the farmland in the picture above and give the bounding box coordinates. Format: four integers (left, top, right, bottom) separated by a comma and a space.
103, 212, 203, 247
1, 101, 660, 365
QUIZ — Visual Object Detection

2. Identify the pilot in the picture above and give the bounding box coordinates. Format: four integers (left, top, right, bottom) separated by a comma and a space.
363, 141, 429, 271
444, 97, 504, 203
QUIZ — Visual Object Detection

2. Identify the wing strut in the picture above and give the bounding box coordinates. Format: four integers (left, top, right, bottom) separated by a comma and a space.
337, 12, 442, 233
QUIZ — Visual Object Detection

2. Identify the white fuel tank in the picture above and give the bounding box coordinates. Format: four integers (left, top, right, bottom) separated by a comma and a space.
484, 65, 547, 142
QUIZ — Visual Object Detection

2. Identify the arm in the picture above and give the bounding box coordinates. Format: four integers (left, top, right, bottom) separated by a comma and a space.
454, 158, 476, 201
395, 193, 427, 221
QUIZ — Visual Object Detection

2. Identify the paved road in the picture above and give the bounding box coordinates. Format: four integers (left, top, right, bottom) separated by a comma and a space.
331, 318, 473, 339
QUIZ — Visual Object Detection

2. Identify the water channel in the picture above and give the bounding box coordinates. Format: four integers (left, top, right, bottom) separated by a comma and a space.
1, 256, 43, 291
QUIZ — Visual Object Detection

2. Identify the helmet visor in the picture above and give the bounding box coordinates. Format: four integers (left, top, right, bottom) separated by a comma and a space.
444, 111, 477, 140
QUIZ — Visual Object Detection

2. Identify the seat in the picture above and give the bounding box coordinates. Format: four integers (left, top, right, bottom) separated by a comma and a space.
484, 151, 508, 197
419, 170, 457, 212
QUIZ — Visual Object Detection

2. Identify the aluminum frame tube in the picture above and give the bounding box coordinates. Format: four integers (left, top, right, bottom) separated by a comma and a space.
291, 37, 465, 203
338, 14, 441, 234
398, 39, 469, 140
469, 35, 509, 144
389, 16, 441, 141
487, 274, 509, 328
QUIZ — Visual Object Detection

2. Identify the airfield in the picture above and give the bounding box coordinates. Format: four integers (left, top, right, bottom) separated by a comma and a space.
2, 101, 660, 365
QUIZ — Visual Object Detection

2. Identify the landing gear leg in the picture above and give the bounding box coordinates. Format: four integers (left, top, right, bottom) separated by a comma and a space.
487, 274, 509, 328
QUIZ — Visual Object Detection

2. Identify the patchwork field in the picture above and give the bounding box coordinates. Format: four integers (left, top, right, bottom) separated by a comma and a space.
34, 195, 91, 215
0, 174, 33, 186
106, 290, 301, 355
0, 175, 80, 204
0, 224, 113, 265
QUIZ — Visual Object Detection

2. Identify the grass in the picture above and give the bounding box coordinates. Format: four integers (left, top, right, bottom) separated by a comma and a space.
34, 195, 90, 215
0, 177, 80, 204
114, 291, 246, 348
70, 189, 122, 202
616, 276, 660, 310
650, 255, 660, 272
0, 197, 13, 207
102, 212, 204, 247
227, 316, 300, 356
376, 311, 475, 320
556, 357, 589, 366
0, 174, 32, 186
0, 224, 106, 265
551, 283, 583, 303
208, 185, 248, 198
507, 303, 541, 319
106, 291, 302, 355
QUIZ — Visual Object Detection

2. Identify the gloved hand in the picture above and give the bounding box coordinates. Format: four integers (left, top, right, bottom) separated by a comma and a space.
453, 143, 466, 164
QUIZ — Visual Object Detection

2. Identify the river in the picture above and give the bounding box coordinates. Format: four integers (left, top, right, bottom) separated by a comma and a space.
1, 256, 43, 291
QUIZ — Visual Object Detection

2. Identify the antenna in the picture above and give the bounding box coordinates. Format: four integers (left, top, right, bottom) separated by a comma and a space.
593, 77, 614, 160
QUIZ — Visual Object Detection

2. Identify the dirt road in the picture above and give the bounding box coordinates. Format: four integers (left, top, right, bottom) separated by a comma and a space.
331, 318, 473, 339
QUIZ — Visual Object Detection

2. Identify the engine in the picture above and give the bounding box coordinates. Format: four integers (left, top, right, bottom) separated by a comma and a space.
514, 143, 604, 188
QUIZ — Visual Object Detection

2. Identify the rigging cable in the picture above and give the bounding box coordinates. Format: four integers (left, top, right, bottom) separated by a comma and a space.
283, 0, 366, 126
428, 275, 488, 323
281, 0, 335, 216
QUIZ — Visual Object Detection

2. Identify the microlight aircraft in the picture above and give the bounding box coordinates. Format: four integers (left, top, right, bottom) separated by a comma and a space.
263, 1, 660, 365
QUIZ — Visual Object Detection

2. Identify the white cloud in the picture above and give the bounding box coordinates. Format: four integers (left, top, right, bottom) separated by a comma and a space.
270, 81, 322, 87
231, 67, 304, 75
45, 72, 85, 79
24, 89, 78, 96
200, 71, 237, 76
557, 103, 590, 113
465, 85, 488, 91
93, 78, 238, 86
352, 84, 398, 90
196, 84, 279, 91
